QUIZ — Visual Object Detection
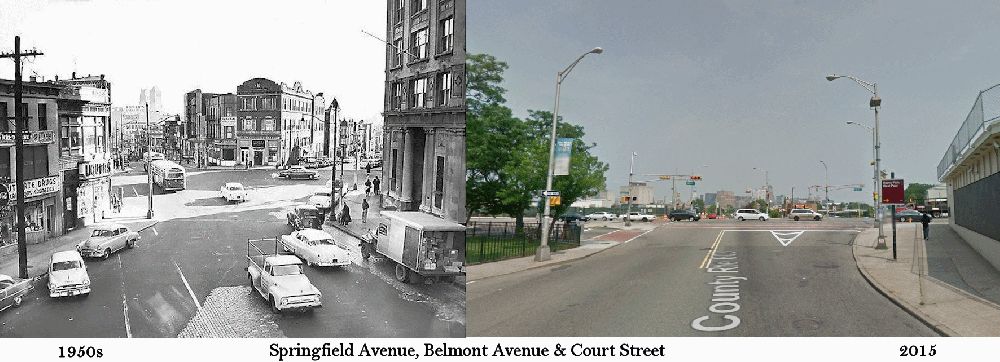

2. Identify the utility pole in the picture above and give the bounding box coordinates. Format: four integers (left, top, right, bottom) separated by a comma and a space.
145, 103, 154, 219
1, 36, 43, 279
624, 152, 636, 226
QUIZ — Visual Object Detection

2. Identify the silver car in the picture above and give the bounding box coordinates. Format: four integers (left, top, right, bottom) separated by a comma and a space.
77, 224, 140, 259
788, 208, 823, 221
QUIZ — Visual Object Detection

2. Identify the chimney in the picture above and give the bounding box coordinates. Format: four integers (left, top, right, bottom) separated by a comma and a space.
54, 75, 59, 81
72, 72, 76, 79
100, 74, 105, 80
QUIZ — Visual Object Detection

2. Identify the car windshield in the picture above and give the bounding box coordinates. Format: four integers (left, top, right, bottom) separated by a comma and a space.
271, 264, 302, 276
229, 185, 243, 190
91, 229, 114, 237
309, 238, 335, 246
52, 260, 82, 271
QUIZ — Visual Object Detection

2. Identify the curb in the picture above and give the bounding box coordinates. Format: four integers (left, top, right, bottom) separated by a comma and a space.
468, 226, 658, 282
850, 233, 953, 337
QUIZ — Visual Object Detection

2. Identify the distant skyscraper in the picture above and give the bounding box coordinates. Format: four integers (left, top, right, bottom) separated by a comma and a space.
139, 86, 163, 112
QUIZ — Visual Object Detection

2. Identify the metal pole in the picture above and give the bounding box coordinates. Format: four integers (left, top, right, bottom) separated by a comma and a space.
146, 103, 153, 219
624, 152, 635, 226
537, 72, 561, 262
871, 125, 878, 225
874, 84, 886, 249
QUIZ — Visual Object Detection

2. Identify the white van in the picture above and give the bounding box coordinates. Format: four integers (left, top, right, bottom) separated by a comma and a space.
734, 209, 769, 221
48, 251, 91, 298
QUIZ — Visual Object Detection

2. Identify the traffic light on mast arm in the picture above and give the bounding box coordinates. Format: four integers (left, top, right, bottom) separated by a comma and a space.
690, 175, 702, 181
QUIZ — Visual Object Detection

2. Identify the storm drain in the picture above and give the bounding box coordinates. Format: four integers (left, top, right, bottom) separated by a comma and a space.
176, 286, 285, 338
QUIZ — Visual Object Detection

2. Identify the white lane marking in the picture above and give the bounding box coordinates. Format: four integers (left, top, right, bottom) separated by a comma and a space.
117, 254, 132, 338
173, 260, 202, 310
151, 227, 158, 236
625, 227, 657, 243
770, 230, 805, 246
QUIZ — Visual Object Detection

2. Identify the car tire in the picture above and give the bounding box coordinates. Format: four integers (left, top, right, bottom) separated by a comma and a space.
759, 217, 765, 221
103, 248, 112, 260
738, 217, 744, 221
127, 238, 135, 249
270, 296, 280, 314
642, 217, 649, 222
603, 217, 608, 221
814, 216, 821, 221
794, 216, 800, 221
394, 263, 411, 283
13, 296, 22, 307
361, 244, 371, 259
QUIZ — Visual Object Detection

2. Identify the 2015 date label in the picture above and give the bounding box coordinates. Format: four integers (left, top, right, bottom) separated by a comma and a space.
900, 345, 936, 357
58, 346, 103, 358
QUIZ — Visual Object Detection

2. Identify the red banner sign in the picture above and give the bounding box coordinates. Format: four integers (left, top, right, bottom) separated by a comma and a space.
881, 179, 905, 204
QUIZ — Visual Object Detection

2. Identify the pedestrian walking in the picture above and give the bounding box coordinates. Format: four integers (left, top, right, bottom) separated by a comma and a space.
341, 203, 352, 226
365, 162, 371, 175
362, 198, 369, 223
373, 176, 380, 195
921, 212, 932, 240
365, 177, 372, 197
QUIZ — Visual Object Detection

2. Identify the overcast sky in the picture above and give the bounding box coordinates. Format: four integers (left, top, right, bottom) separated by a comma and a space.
0, 0, 386, 122
471, 0, 1000, 204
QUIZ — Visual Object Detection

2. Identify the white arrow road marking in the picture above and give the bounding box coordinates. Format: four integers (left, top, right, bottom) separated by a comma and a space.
770, 230, 805, 246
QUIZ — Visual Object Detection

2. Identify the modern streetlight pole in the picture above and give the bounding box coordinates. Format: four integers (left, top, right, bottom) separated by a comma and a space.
537, 47, 603, 262
827, 73, 885, 248
847, 121, 878, 224
819, 160, 829, 211
624, 152, 636, 227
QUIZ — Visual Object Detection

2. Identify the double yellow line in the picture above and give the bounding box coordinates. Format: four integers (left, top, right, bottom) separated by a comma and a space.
698, 230, 726, 269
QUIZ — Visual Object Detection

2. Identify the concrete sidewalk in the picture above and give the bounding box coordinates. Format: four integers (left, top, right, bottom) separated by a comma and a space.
853, 222, 1000, 336
328, 187, 385, 241
466, 222, 659, 282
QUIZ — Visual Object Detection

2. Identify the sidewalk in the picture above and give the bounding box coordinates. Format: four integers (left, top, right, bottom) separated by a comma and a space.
0, 212, 158, 280
466, 222, 659, 282
853, 221, 1000, 336
327, 187, 386, 241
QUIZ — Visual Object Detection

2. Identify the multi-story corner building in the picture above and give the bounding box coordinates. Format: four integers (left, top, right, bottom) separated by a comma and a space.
183, 89, 216, 167
54, 74, 114, 230
206, 93, 238, 166
382, 0, 466, 222
235, 78, 323, 166
1, 79, 65, 243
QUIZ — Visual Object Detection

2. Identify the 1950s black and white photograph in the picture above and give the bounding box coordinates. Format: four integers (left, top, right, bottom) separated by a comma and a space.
0, 0, 466, 338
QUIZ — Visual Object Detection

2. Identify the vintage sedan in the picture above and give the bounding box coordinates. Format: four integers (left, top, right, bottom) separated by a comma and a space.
287, 205, 323, 230
280, 229, 351, 267
221, 182, 248, 203
48, 250, 90, 298
0, 274, 32, 312
278, 166, 319, 180
77, 224, 140, 259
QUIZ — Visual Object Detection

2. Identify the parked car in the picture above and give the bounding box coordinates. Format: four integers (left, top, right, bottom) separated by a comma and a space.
0, 274, 32, 312
300, 158, 320, 169
707, 213, 718, 219
365, 157, 383, 169
221, 182, 248, 203
734, 209, 769, 221
316, 157, 336, 168
287, 205, 323, 230
558, 213, 588, 223
278, 166, 319, 180
308, 188, 334, 210
76, 224, 140, 259
788, 208, 822, 221
48, 251, 90, 298
622, 212, 656, 222
668, 209, 701, 221
584, 211, 618, 221
280, 229, 350, 267
897, 209, 926, 222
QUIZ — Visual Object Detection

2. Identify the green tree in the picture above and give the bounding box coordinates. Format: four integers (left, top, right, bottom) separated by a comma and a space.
691, 198, 705, 212
706, 204, 717, 214
904, 183, 934, 205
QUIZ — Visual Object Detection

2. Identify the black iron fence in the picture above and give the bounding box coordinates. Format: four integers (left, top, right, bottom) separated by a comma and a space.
466, 221, 581, 265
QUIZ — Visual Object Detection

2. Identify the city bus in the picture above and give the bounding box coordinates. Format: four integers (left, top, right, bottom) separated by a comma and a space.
149, 159, 186, 192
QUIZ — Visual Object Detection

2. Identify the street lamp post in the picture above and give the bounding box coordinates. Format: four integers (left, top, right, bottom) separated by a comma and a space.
827, 73, 885, 248
624, 152, 636, 227
146, 103, 153, 219
537, 47, 603, 262
819, 160, 829, 212
847, 121, 877, 223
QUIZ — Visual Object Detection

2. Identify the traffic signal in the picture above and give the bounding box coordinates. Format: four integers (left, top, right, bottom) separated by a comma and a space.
690, 175, 702, 181
659, 175, 671, 180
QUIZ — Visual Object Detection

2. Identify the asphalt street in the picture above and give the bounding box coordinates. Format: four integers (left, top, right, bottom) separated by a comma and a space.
0, 165, 464, 337
468, 218, 937, 336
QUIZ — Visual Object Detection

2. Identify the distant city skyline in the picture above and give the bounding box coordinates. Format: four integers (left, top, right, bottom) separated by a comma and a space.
470, 0, 1000, 203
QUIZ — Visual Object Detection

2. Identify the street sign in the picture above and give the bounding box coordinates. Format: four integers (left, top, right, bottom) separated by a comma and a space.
548, 196, 561, 206
881, 179, 904, 204
853, 187, 863, 192
542, 190, 560, 197
685, 181, 696, 186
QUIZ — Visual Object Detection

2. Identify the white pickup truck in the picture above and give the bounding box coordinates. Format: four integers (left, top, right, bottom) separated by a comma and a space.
621, 212, 656, 222
221, 182, 248, 203
247, 238, 322, 313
